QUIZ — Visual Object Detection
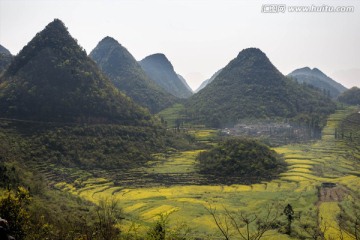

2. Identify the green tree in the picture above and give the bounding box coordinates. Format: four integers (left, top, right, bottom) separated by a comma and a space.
145, 211, 190, 240
283, 204, 294, 235
95, 197, 123, 240
147, 213, 168, 240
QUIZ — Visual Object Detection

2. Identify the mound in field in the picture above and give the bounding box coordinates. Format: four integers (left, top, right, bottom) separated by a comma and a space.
197, 138, 287, 184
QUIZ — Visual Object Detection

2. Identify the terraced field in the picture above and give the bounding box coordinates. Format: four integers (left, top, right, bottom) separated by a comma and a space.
54, 108, 360, 239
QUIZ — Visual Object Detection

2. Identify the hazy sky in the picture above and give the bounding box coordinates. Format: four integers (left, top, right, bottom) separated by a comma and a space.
0, 0, 359, 90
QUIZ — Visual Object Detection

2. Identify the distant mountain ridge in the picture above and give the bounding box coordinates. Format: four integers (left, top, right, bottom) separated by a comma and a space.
287, 67, 347, 98
338, 87, 360, 105
90, 37, 177, 113
0, 19, 150, 124
139, 53, 193, 98
0, 44, 12, 74
0, 44, 11, 55
195, 68, 222, 93
187, 48, 336, 127
177, 74, 193, 93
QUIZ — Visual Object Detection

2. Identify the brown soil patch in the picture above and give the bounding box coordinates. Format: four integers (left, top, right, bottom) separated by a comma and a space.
318, 185, 349, 202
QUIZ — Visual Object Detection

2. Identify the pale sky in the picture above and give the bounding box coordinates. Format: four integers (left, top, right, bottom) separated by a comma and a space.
0, 0, 359, 90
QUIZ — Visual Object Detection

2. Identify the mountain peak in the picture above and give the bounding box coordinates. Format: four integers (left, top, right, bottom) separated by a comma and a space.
141, 53, 173, 70
219, 47, 282, 86
289, 67, 312, 75
234, 47, 273, 68
40, 18, 74, 45
312, 67, 324, 75
6, 18, 86, 76
237, 47, 265, 57
301, 67, 311, 71
0, 19, 150, 124
93, 37, 125, 57
90, 37, 144, 78
146, 53, 167, 60
46, 18, 67, 32
187, 48, 336, 127
90, 37, 176, 113
100, 36, 121, 45
290, 67, 325, 77
288, 67, 347, 98
235, 48, 270, 63
139, 53, 193, 98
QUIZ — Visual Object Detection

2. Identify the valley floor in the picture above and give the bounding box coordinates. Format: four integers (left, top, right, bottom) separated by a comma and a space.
55, 108, 360, 239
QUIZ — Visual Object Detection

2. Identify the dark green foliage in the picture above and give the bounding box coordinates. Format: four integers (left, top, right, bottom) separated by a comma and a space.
28, 124, 170, 169
147, 222, 166, 240
139, 53, 193, 98
284, 204, 295, 234
197, 138, 286, 184
95, 198, 123, 240
338, 87, 360, 105
0, 54, 12, 73
90, 37, 177, 113
187, 48, 337, 128
0, 163, 20, 190
337, 111, 360, 148
145, 212, 190, 240
0, 118, 195, 176
288, 67, 347, 98
0, 120, 178, 170
0, 19, 151, 124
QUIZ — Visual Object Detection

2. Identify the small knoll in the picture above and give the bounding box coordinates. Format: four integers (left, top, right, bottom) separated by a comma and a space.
197, 138, 286, 184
